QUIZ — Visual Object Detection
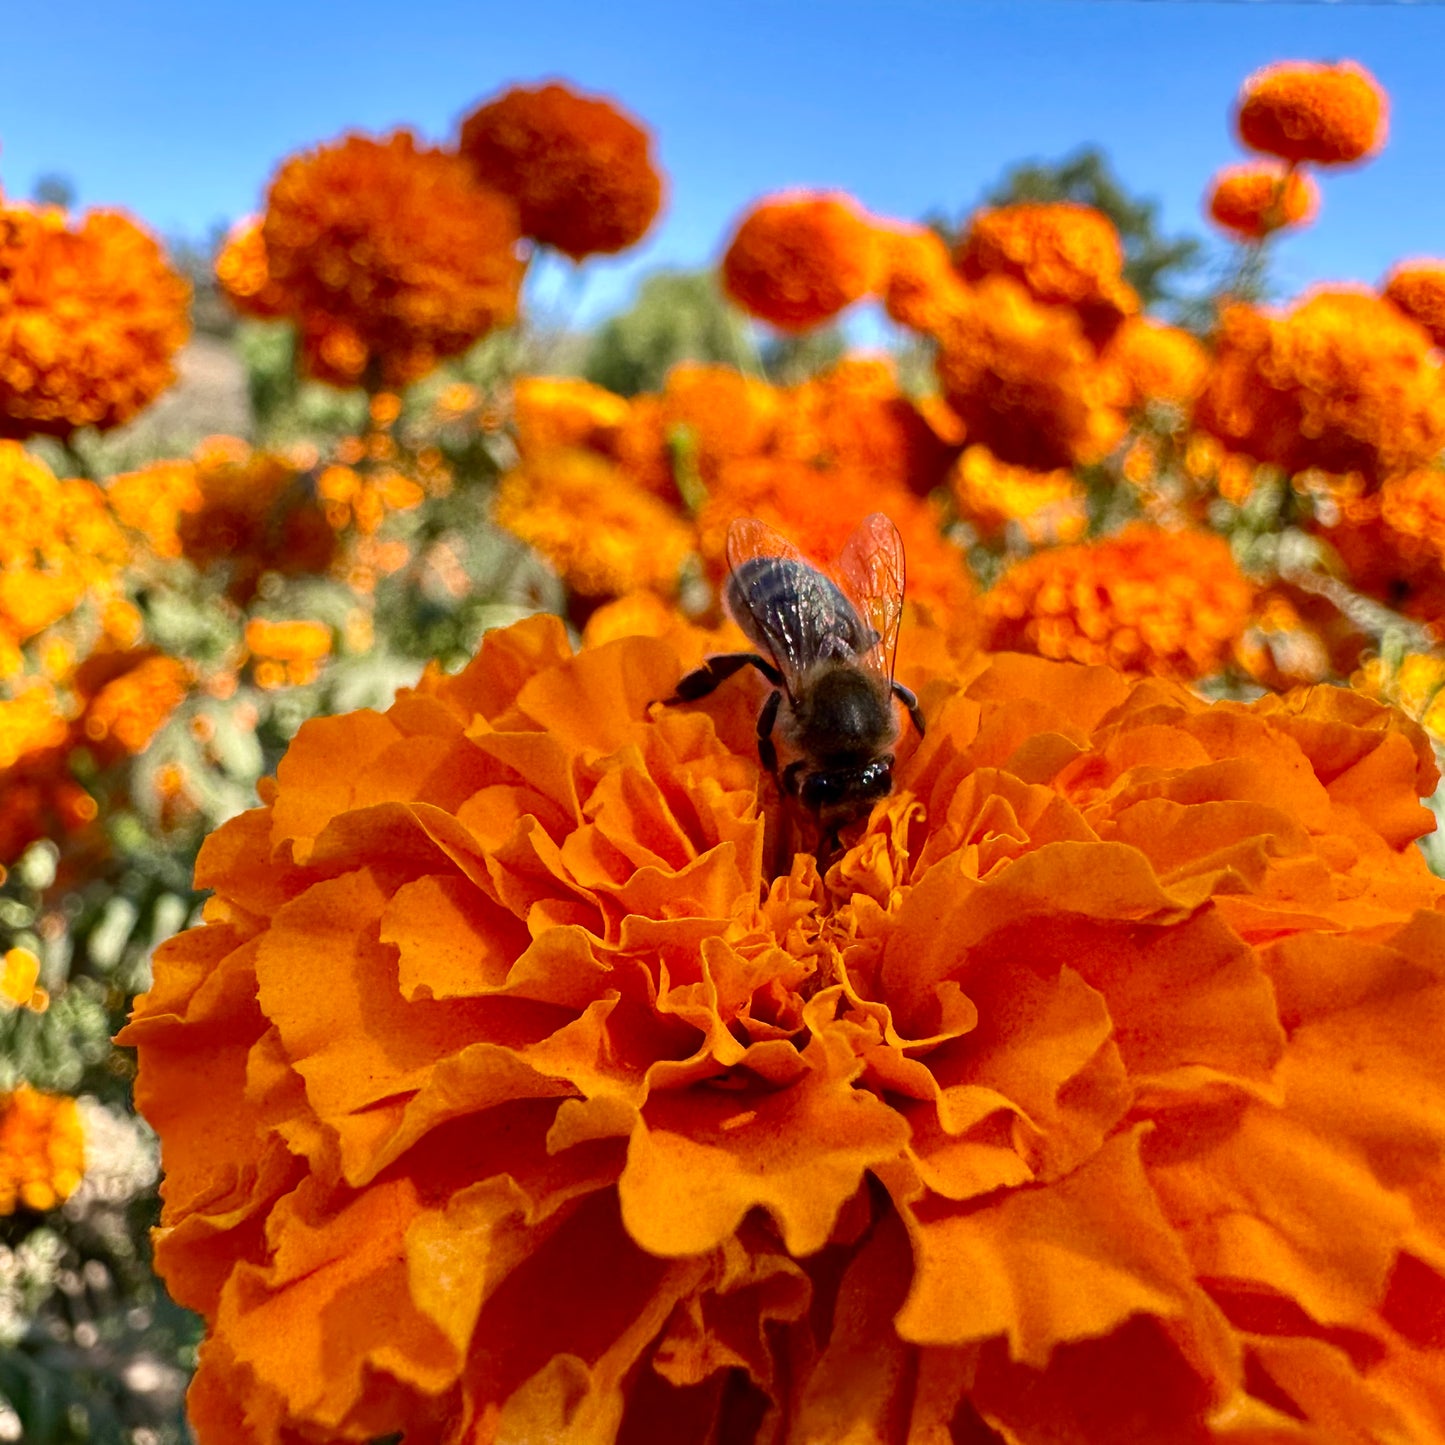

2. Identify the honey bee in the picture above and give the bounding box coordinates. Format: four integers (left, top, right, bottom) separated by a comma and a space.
665, 512, 924, 837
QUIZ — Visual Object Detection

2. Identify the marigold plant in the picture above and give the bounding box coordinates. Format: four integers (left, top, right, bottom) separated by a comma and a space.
1237, 59, 1388, 166
0, 202, 190, 440
1196, 292, 1445, 487
721, 192, 879, 331
123, 611, 1445, 1442
954, 201, 1139, 347
933, 276, 1129, 471
1205, 161, 1319, 241
240, 131, 524, 387
457, 81, 664, 261
1384, 260, 1445, 350
985, 523, 1255, 677
0, 1086, 85, 1214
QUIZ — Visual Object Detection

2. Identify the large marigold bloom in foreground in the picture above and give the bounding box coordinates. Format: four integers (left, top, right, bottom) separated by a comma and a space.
0, 1086, 85, 1214
0, 203, 190, 439
934, 276, 1129, 471
1205, 161, 1320, 241
1384, 260, 1445, 350
985, 523, 1254, 678
955, 202, 1139, 348
256, 131, 523, 387
457, 81, 663, 261
1196, 292, 1445, 486
721, 192, 879, 331
1237, 59, 1388, 166
123, 610, 1445, 1442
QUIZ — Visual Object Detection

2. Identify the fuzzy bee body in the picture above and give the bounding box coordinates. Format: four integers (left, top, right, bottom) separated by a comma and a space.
666, 514, 924, 836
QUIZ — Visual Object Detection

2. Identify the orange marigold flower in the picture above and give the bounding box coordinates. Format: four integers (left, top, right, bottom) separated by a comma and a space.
1238, 59, 1388, 166
72, 650, 189, 760
213, 215, 288, 321
1104, 316, 1211, 409
0, 1086, 85, 1214
874, 223, 971, 336
245, 620, 333, 687
0, 443, 130, 666
721, 192, 879, 332
955, 202, 1139, 348
0, 202, 190, 440
985, 523, 1254, 677
660, 362, 781, 483
933, 276, 1129, 471
123, 609, 1445, 1441
256, 131, 524, 387
512, 375, 632, 459
1196, 292, 1445, 486
1384, 260, 1445, 350
1206, 161, 1320, 240
493, 449, 693, 599
949, 444, 1086, 545
457, 81, 664, 261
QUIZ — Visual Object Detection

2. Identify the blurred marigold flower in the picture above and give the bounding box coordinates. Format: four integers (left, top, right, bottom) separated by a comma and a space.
512, 375, 632, 459
122, 611, 1445, 1441
721, 192, 879, 331
985, 523, 1254, 678
0, 202, 190, 440
1206, 161, 1320, 241
1103, 316, 1210, 410
457, 81, 664, 261
493, 449, 694, 599
1237, 59, 1388, 166
875, 223, 971, 335
1196, 292, 1445, 487
933, 276, 1129, 471
955, 201, 1139, 348
213, 215, 288, 321
250, 131, 524, 387
0, 1086, 85, 1214
1235, 583, 1368, 692
949, 444, 1087, 545
1383, 260, 1445, 350
1, 946, 42, 1010
1355, 650, 1445, 746
73, 649, 190, 761
245, 620, 333, 689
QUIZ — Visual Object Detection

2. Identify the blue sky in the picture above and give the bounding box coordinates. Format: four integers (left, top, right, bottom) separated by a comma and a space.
3, 1, 1443, 322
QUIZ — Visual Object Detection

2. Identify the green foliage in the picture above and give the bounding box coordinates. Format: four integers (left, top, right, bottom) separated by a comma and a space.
583, 269, 758, 395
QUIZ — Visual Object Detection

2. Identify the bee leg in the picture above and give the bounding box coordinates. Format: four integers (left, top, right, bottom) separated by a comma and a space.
780, 760, 806, 797
757, 689, 782, 777
892, 681, 926, 737
662, 652, 784, 705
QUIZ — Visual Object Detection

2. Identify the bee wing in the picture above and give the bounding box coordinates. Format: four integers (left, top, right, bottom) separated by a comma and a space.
724, 517, 870, 699
837, 512, 907, 685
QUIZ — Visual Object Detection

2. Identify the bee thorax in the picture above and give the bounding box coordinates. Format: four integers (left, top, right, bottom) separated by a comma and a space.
789, 665, 896, 763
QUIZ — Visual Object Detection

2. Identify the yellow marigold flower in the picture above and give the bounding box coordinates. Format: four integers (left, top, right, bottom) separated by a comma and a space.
1238, 59, 1388, 166
1197, 292, 1445, 487
1206, 161, 1320, 241
0, 1086, 85, 1214
0, 443, 130, 661
721, 192, 879, 331
74, 649, 191, 761
933, 276, 1129, 471
457, 81, 664, 261
213, 215, 288, 321
1, 946, 41, 1009
949, 444, 1086, 545
1384, 260, 1445, 350
1356, 650, 1445, 745
122, 610, 1445, 1441
0, 202, 190, 440
1103, 316, 1210, 410
955, 202, 1139, 348
512, 375, 631, 459
255, 131, 524, 387
985, 523, 1254, 678
493, 449, 693, 598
